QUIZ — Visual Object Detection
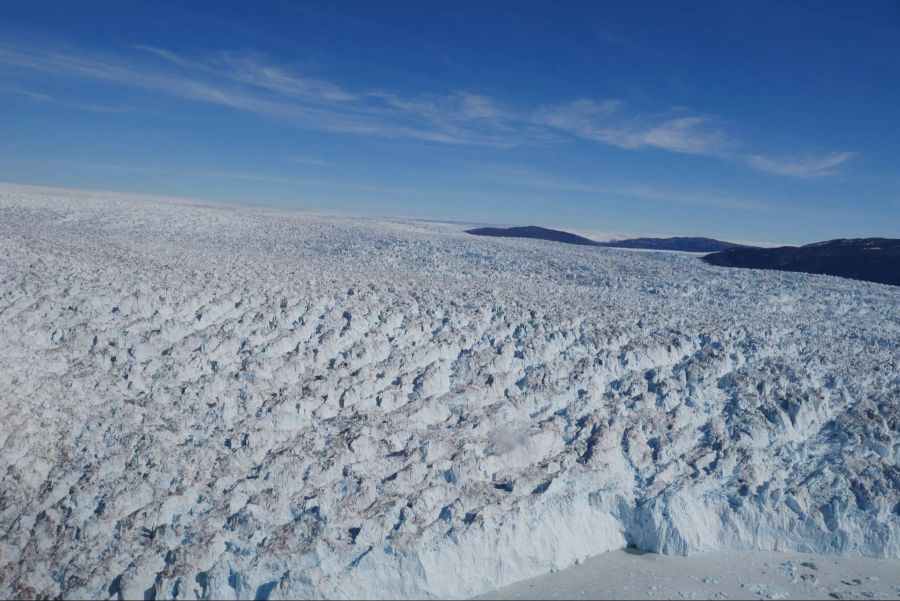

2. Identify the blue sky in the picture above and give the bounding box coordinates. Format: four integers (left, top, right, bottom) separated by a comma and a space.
1, 0, 898, 243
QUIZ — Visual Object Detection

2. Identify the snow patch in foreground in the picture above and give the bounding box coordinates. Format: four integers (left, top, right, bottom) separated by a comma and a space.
477, 548, 900, 600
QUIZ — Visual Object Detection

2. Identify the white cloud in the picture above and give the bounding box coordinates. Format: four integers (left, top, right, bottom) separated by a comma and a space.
746, 151, 857, 178
531, 100, 729, 155
0, 41, 855, 177
627, 117, 728, 155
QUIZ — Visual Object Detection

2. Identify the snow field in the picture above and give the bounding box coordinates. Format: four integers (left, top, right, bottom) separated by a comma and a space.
0, 184, 897, 599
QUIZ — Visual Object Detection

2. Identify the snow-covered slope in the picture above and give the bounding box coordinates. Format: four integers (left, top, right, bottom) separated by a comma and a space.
0, 183, 897, 600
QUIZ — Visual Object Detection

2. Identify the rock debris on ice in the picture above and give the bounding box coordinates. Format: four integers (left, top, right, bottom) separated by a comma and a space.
0, 184, 897, 599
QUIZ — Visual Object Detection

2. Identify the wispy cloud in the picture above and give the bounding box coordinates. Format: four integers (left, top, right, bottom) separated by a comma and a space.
746, 151, 857, 178
136, 46, 359, 103
474, 166, 772, 210
84, 162, 477, 198
614, 183, 770, 211
0, 84, 132, 113
531, 99, 730, 155
84, 160, 776, 217
288, 156, 332, 167
0, 41, 855, 176
0, 84, 50, 101
88, 163, 297, 182
0, 43, 525, 146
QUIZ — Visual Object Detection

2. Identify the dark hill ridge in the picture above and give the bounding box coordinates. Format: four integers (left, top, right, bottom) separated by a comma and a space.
600, 237, 749, 252
465, 225, 747, 252
465, 225, 600, 246
703, 238, 900, 286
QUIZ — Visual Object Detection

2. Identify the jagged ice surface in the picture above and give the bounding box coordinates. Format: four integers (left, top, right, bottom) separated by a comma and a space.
0, 184, 898, 599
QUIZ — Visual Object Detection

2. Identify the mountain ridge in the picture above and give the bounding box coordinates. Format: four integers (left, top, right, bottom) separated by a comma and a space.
465, 225, 749, 252
702, 237, 900, 286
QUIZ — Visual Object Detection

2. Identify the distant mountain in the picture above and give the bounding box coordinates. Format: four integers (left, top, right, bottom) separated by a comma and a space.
465, 226, 746, 252
703, 238, 900, 286
465, 225, 602, 246
599, 237, 749, 252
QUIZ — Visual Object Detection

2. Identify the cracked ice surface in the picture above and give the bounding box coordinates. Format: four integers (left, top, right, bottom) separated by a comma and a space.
0, 183, 898, 600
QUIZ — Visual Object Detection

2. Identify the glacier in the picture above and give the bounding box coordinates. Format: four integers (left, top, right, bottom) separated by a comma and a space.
0, 183, 897, 599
